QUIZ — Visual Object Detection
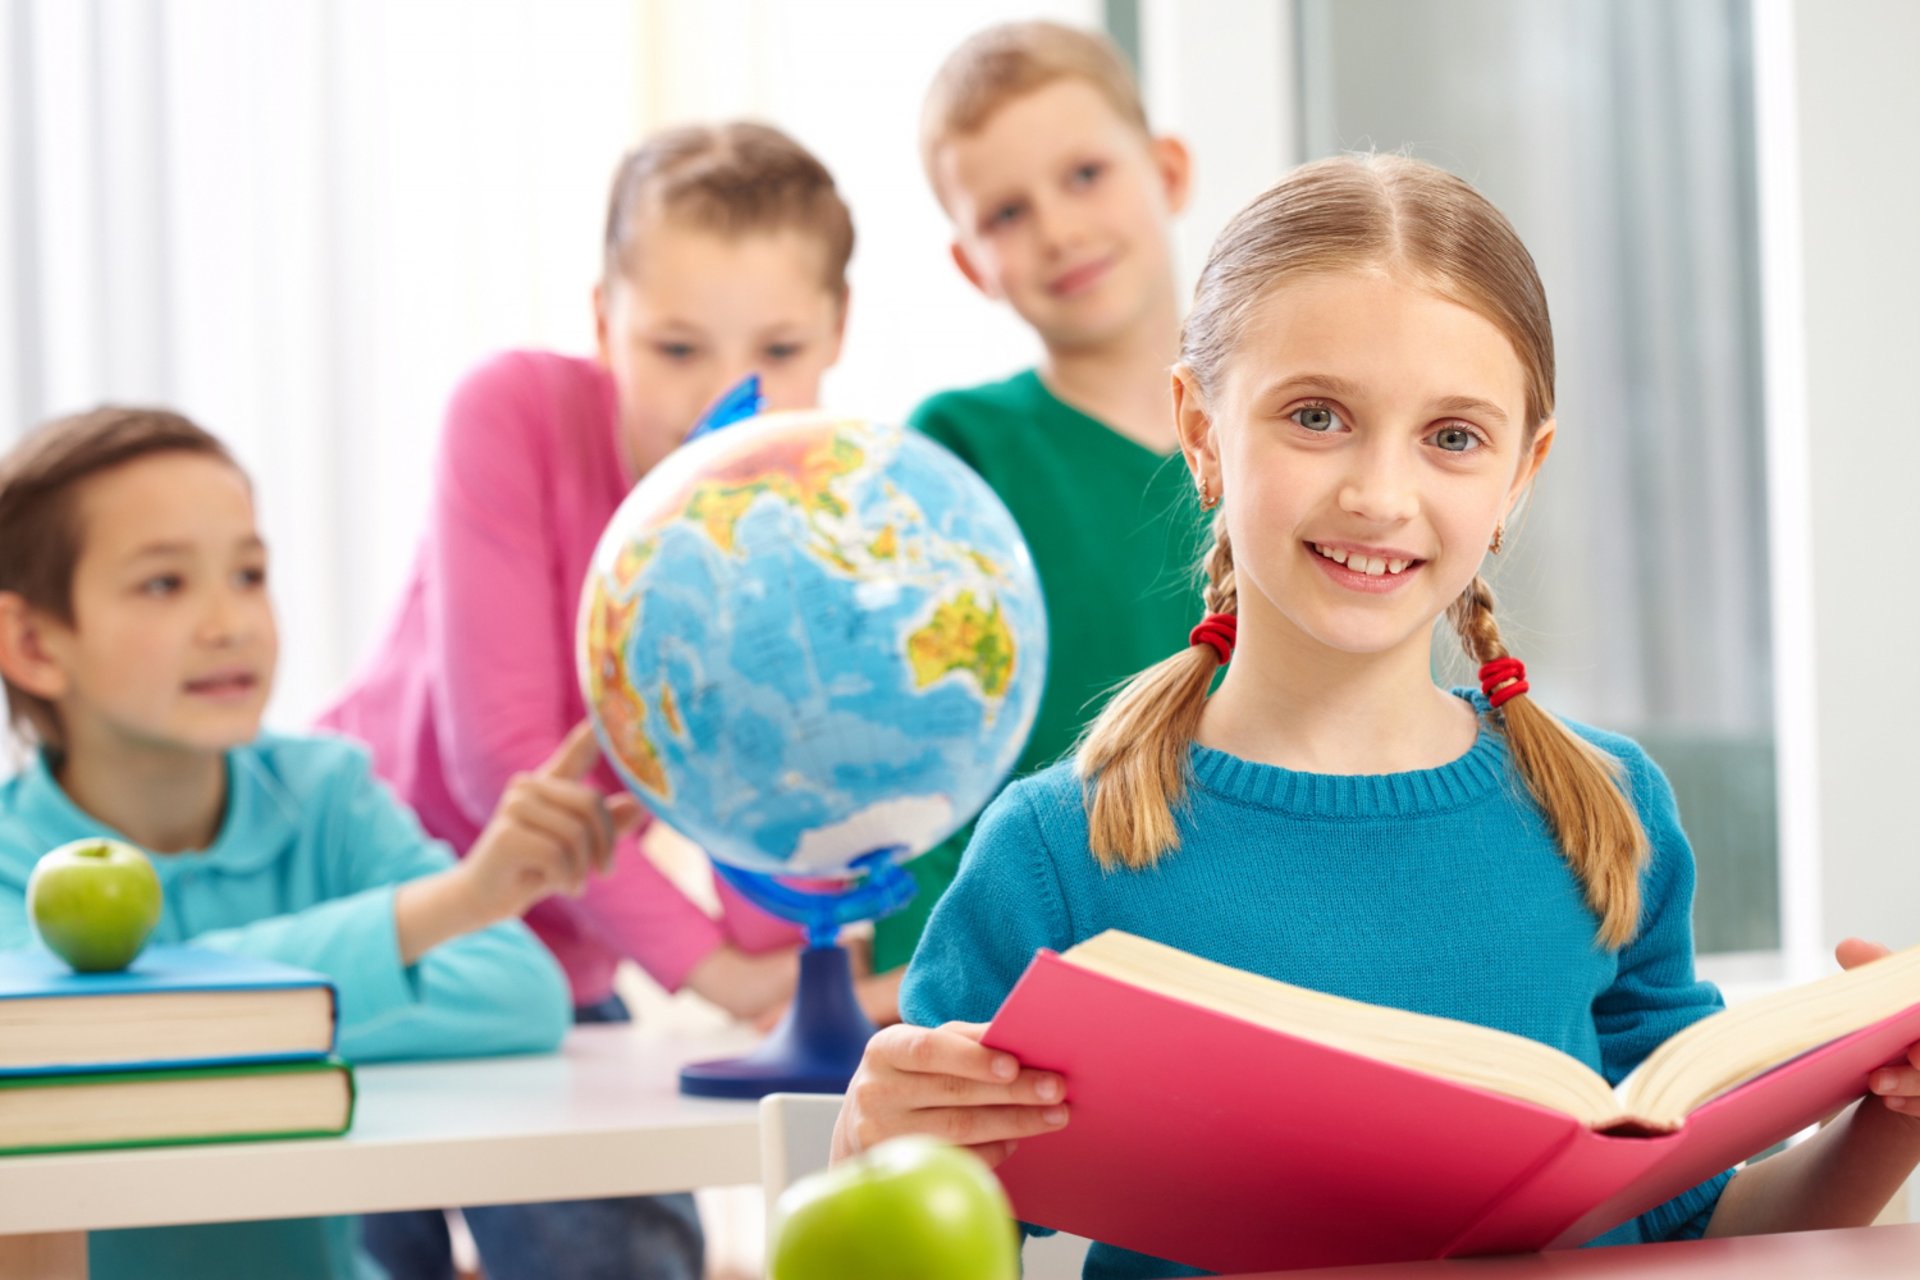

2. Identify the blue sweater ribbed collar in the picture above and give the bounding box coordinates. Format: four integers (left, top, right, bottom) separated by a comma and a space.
1187, 688, 1515, 819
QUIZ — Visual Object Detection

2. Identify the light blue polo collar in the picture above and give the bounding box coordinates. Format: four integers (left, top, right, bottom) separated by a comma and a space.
16, 742, 301, 879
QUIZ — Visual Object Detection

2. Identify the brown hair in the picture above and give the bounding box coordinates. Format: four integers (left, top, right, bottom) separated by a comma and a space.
1075, 154, 1648, 950
0, 406, 238, 749
602, 121, 854, 298
920, 21, 1150, 192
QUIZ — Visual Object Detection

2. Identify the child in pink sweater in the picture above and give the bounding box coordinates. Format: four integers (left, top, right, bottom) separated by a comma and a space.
321, 121, 858, 1280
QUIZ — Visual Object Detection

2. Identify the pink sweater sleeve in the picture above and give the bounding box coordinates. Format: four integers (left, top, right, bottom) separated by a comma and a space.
424, 353, 726, 990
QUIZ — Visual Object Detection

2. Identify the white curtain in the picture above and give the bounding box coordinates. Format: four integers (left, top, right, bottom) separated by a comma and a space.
0, 0, 1081, 727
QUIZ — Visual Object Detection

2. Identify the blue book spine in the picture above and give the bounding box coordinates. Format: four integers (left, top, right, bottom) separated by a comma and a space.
0, 944, 339, 1075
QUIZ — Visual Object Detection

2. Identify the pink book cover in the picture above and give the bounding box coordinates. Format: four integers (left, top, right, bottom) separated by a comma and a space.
981, 950, 1920, 1275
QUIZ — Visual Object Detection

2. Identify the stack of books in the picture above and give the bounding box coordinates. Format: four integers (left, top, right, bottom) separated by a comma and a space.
0, 946, 353, 1157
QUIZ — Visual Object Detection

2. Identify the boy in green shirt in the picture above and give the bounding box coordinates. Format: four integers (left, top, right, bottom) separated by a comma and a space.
872, 22, 1207, 974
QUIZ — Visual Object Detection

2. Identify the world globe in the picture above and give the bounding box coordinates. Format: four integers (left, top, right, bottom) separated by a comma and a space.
577, 409, 1047, 886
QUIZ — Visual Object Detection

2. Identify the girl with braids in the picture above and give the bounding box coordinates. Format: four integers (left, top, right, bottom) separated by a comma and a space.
832, 155, 1920, 1280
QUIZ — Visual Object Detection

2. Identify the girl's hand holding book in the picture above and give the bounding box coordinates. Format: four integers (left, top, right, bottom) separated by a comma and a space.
395, 722, 640, 963
832, 1021, 1070, 1169
1844, 937, 1920, 1119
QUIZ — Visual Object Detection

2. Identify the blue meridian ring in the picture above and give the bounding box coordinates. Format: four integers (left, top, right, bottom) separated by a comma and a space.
709, 847, 917, 948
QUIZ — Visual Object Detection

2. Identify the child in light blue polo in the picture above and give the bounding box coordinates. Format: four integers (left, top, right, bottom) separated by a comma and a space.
0, 407, 633, 1280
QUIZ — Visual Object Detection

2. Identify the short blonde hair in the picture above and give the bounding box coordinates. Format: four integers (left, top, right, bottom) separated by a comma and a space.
603, 121, 855, 297
920, 21, 1149, 192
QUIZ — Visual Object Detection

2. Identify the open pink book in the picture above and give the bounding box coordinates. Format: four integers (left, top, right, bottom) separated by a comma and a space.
982, 931, 1920, 1275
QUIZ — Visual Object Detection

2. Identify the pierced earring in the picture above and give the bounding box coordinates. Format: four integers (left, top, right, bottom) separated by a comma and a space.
1198, 477, 1220, 511
1489, 524, 1505, 555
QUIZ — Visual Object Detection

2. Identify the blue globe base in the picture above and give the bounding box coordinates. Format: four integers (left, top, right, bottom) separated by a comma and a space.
679, 942, 876, 1098
678, 849, 915, 1099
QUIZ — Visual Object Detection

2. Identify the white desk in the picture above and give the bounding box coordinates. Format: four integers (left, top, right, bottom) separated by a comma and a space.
0, 1024, 764, 1278
1215, 1220, 1920, 1279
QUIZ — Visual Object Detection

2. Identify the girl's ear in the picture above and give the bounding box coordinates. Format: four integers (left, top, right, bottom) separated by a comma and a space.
0, 593, 70, 701
1509, 418, 1556, 507
591, 281, 613, 366
1172, 365, 1219, 493
828, 284, 851, 358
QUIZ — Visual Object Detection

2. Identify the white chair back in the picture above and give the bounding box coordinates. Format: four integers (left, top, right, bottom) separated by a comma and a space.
757, 1092, 844, 1220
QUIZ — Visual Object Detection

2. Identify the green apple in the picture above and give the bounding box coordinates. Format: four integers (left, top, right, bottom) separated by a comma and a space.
769, 1135, 1020, 1280
27, 838, 163, 972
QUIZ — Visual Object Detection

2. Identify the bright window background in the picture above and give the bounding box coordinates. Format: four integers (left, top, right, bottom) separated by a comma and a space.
0, 0, 1089, 734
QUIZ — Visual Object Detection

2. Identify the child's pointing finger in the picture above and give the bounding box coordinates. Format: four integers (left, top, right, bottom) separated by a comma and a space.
540, 720, 604, 782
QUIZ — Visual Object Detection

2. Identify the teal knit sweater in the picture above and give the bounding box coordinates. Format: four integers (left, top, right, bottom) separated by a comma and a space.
901, 691, 1732, 1279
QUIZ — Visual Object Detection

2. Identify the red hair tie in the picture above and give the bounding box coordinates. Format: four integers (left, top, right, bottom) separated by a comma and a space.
1479, 657, 1529, 709
1189, 613, 1237, 664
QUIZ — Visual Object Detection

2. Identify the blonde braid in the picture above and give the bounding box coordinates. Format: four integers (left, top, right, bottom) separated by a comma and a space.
1450, 577, 1647, 948
1077, 516, 1236, 869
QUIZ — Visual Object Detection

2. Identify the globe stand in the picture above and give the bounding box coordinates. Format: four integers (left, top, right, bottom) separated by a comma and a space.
679, 849, 915, 1099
